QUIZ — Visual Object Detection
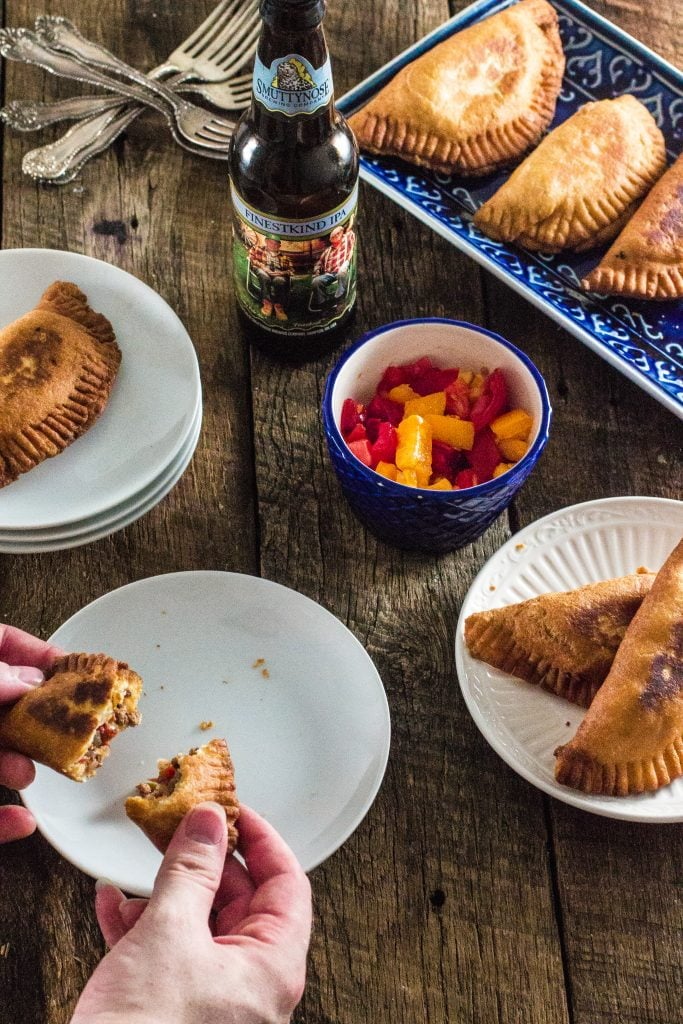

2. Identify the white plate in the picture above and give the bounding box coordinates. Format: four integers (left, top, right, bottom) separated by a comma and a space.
0, 406, 201, 553
0, 402, 202, 544
24, 572, 391, 892
0, 249, 201, 530
455, 496, 683, 822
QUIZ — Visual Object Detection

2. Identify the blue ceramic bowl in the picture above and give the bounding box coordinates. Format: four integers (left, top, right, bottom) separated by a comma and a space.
322, 318, 552, 553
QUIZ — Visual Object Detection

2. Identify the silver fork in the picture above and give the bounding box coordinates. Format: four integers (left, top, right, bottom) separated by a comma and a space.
0, 28, 236, 157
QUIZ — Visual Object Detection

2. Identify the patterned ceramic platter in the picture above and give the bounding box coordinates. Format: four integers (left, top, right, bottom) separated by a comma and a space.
338, 0, 683, 418
455, 497, 683, 822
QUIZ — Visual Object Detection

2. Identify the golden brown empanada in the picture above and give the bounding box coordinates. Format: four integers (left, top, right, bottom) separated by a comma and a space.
125, 738, 239, 853
582, 153, 683, 300
555, 539, 683, 796
0, 281, 121, 488
464, 571, 655, 707
348, 0, 564, 176
473, 96, 667, 252
0, 652, 142, 781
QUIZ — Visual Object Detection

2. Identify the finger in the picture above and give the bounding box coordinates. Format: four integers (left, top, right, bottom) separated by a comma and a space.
94, 881, 128, 947
227, 806, 311, 952
0, 750, 35, 790
0, 679, 38, 704
147, 803, 228, 927
119, 898, 148, 931
0, 805, 36, 844
0, 626, 64, 672
213, 855, 256, 935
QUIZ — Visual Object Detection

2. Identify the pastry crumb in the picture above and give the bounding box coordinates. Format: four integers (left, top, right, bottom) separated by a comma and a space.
199, 720, 214, 731
489, 584, 496, 591
261, 668, 270, 679
515, 543, 525, 551
252, 658, 265, 668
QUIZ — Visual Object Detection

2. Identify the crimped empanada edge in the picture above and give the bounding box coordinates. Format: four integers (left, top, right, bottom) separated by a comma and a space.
554, 734, 683, 796
582, 262, 683, 300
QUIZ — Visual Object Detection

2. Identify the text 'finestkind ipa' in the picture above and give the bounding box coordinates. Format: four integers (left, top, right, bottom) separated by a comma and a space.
228, 0, 359, 357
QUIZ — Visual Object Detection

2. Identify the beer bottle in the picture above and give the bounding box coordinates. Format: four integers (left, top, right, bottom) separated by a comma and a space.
229, 0, 359, 358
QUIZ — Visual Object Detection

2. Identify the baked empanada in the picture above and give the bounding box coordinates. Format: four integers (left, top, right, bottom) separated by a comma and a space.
464, 571, 655, 707
555, 539, 683, 796
0, 652, 142, 781
582, 153, 683, 300
473, 96, 667, 252
348, 0, 564, 176
0, 281, 121, 488
125, 738, 239, 853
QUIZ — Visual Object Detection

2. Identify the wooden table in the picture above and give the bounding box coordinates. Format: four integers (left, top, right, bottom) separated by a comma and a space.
1, 2, 681, 1022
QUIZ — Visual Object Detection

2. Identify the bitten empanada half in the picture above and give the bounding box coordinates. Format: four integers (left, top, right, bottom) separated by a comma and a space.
474, 96, 667, 252
125, 738, 240, 854
0, 281, 121, 488
0, 652, 142, 781
555, 539, 683, 796
464, 571, 655, 708
348, 0, 564, 176
582, 153, 683, 300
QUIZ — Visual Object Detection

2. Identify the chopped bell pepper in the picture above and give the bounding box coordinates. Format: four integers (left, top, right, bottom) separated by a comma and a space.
348, 439, 373, 468
345, 423, 367, 444
396, 414, 432, 487
469, 372, 486, 400
431, 440, 460, 481
370, 421, 398, 464
340, 398, 363, 437
491, 409, 533, 441
410, 365, 459, 396
375, 461, 398, 481
466, 427, 501, 482
396, 468, 419, 487
470, 369, 508, 431
404, 391, 447, 418
492, 462, 515, 478
366, 394, 404, 426
388, 383, 421, 405
497, 437, 529, 462
444, 377, 470, 419
425, 414, 474, 451
455, 468, 478, 489
428, 477, 452, 490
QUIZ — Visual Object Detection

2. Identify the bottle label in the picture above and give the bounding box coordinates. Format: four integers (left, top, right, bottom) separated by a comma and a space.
252, 52, 333, 116
231, 183, 358, 336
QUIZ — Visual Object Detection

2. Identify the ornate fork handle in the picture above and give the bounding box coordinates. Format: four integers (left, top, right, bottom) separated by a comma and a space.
0, 93, 124, 131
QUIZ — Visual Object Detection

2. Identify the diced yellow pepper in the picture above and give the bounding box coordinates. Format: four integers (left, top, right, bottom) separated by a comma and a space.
396, 414, 432, 487
404, 391, 447, 418
492, 462, 515, 478
387, 383, 421, 404
459, 370, 473, 385
425, 414, 475, 451
375, 461, 398, 481
428, 477, 452, 490
491, 409, 533, 441
469, 372, 486, 399
497, 437, 528, 462
396, 468, 419, 487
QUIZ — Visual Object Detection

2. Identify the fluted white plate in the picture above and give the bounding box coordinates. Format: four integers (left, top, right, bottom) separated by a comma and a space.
0, 249, 201, 529
24, 572, 391, 893
455, 496, 683, 822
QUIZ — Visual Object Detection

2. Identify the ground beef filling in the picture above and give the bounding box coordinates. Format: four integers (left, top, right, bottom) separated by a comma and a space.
78, 694, 140, 772
137, 757, 181, 799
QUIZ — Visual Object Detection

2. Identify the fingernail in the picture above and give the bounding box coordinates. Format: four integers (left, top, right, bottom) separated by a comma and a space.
95, 877, 115, 892
185, 805, 225, 845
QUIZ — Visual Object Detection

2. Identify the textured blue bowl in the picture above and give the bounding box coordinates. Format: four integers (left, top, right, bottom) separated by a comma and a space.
323, 318, 552, 553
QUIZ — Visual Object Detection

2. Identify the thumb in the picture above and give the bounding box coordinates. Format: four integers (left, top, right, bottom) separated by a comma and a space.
147, 802, 228, 926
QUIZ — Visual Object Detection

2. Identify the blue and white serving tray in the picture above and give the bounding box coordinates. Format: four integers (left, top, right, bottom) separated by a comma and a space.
338, 0, 683, 418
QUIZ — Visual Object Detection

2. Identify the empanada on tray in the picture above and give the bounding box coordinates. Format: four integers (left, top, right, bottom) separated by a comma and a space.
126, 738, 240, 853
555, 539, 683, 796
0, 281, 121, 488
464, 571, 655, 708
582, 153, 683, 300
348, 0, 564, 176
0, 652, 142, 781
473, 95, 667, 252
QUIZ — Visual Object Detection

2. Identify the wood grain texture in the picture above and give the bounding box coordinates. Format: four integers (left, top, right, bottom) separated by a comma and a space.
0, 1, 681, 1023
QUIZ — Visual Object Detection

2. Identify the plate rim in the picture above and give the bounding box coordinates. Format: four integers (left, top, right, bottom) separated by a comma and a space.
0, 248, 203, 527
454, 495, 683, 823
23, 571, 391, 887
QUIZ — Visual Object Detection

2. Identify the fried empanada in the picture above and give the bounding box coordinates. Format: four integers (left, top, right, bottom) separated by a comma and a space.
0, 281, 121, 488
125, 738, 239, 853
348, 0, 564, 176
555, 539, 683, 796
0, 652, 142, 781
582, 153, 683, 300
464, 571, 655, 707
473, 96, 667, 252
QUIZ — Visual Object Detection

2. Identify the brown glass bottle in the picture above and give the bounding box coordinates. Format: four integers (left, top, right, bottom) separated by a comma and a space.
229, 0, 359, 360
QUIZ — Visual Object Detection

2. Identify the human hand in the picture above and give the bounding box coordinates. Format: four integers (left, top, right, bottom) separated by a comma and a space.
0, 624, 63, 844
73, 803, 312, 1024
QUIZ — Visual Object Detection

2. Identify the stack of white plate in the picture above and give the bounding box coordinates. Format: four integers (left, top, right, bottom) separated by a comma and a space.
0, 249, 202, 553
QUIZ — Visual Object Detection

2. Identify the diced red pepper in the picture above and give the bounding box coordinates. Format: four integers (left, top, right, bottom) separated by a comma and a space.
431, 440, 461, 482
345, 423, 367, 443
466, 427, 501, 482
340, 398, 364, 437
348, 439, 374, 467
364, 417, 382, 444
411, 366, 459, 396
97, 722, 117, 744
378, 364, 409, 394
444, 377, 470, 419
470, 368, 507, 431
404, 357, 434, 389
455, 468, 479, 489
366, 394, 404, 426
370, 421, 398, 464
159, 764, 176, 782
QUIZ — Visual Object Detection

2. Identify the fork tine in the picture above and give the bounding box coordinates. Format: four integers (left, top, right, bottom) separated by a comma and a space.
177, 0, 235, 54
211, 23, 260, 76
187, 0, 259, 60
201, 3, 259, 62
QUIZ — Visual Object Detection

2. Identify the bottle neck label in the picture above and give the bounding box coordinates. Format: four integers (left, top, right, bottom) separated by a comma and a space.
252, 52, 333, 116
